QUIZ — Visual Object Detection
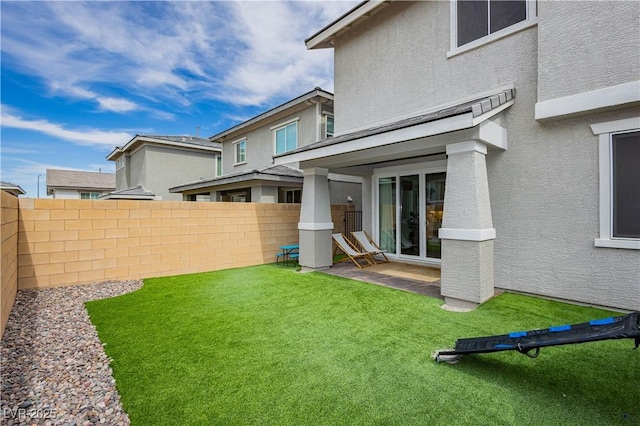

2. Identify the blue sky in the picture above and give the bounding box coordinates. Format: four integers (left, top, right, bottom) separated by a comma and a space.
1, 1, 357, 197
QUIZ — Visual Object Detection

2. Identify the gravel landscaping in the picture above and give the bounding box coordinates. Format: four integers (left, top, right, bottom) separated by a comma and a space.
1, 280, 142, 426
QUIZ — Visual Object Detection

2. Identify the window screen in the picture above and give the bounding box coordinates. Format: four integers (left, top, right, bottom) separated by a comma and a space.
457, 0, 527, 47
612, 131, 640, 238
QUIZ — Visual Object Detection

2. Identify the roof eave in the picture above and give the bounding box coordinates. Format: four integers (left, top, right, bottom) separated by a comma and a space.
1, 184, 26, 195
170, 172, 303, 193
209, 88, 334, 142
107, 135, 221, 160
305, 0, 391, 50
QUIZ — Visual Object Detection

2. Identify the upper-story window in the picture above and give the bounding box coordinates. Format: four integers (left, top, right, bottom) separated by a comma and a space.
234, 139, 246, 165
325, 115, 334, 138
115, 157, 125, 171
216, 154, 223, 177
591, 118, 640, 250
274, 120, 298, 155
450, 0, 536, 56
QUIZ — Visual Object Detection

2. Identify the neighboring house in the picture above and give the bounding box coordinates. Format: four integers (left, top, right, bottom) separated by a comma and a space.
105, 135, 222, 201
0, 181, 26, 197
170, 88, 361, 206
46, 169, 115, 199
275, 1, 640, 311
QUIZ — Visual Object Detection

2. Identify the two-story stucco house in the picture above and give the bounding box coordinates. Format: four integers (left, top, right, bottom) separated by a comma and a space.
46, 169, 115, 199
170, 88, 362, 207
275, 1, 640, 311
105, 135, 222, 201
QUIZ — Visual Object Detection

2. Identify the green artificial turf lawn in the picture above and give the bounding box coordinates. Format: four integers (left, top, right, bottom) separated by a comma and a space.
86, 265, 639, 425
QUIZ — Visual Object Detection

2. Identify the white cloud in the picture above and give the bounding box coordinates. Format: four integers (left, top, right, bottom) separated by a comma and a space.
0, 1, 359, 110
0, 107, 131, 149
97, 97, 138, 113
0, 147, 40, 155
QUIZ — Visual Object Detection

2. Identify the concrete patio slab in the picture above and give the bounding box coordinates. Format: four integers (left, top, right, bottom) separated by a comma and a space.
322, 261, 443, 300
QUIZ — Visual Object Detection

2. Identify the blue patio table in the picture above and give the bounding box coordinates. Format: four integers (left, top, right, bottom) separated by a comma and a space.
277, 244, 299, 266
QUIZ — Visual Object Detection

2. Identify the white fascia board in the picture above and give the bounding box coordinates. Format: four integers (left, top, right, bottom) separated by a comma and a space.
119, 136, 221, 156
274, 113, 473, 166
535, 81, 640, 120
305, 1, 389, 50
106, 148, 124, 161
211, 89, 334, 141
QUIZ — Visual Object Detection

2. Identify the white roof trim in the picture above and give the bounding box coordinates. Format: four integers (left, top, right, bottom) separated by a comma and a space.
305, 1, 390, 49
107, 136, 220, 160
274, 113, 473, 165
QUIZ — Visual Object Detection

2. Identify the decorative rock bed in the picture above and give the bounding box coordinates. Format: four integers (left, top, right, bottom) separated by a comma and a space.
1, 280, 142, 426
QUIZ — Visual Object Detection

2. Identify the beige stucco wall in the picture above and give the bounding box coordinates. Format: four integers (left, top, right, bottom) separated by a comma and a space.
114, 145, 218, 200
537, 1, 640, 102
222, 104, 320, 173
15, 198, 349, 289
333, 1, 537, 134
1, 191, 20, 339
329, 1, 640, 310
143, 146, 217, 200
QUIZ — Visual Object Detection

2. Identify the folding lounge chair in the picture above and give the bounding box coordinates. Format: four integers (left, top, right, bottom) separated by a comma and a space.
332, 233, 375, 269
351, 231, 389, 263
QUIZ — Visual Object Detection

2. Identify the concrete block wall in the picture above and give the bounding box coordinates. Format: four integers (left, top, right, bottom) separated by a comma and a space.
16, 199, 350, 290
1, 191, 20, 339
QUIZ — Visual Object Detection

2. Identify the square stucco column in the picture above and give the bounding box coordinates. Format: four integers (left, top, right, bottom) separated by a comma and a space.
299, 167, 333, 271
439, 141, 496, 310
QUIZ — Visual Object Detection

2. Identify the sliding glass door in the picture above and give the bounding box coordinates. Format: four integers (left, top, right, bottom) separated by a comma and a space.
376, 168, 446, 262
378, 177, 396, 253
400, 175, 420, 256
426, 173, 446, 259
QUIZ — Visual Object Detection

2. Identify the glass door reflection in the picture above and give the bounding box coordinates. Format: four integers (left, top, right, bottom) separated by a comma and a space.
425, 172, 446, 259
400, 175, 420, 256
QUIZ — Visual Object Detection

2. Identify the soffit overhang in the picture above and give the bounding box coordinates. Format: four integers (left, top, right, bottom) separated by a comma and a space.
169, 166, 303, 193
106, 135, 221, 161
305, 1, 391, 50
274, 89, 514, 171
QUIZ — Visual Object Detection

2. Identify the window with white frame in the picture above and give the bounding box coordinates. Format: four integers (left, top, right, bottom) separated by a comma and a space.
80, 192, 100, 200
450, 0, 536, 54
591, 118, 640, 249
115, 157, 125, 171
274, 121, 298, 155
216, 154, 222, 177
325, 114, 334, 138
233, 140, 246, 165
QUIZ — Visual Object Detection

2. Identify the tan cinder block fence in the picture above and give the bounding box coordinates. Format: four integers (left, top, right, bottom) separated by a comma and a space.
0, 196, 349, 338
1, 191, 20, 338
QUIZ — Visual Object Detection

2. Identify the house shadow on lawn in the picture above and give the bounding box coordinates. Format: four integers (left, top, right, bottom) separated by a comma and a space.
442, 345, 639, 424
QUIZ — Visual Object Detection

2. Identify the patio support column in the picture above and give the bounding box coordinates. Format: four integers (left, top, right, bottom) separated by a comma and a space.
439, 141, 495, 310
298, 167, 333, 271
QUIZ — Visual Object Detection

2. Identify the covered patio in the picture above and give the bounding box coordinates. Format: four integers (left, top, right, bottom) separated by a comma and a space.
274, 88, 515, 310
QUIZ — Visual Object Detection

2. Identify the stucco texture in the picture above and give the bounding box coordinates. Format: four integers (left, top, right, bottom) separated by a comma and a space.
223, 106, 319, 174
334, 1, 537, 134
330, 1, 639, 310
537, 1, 640, 102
